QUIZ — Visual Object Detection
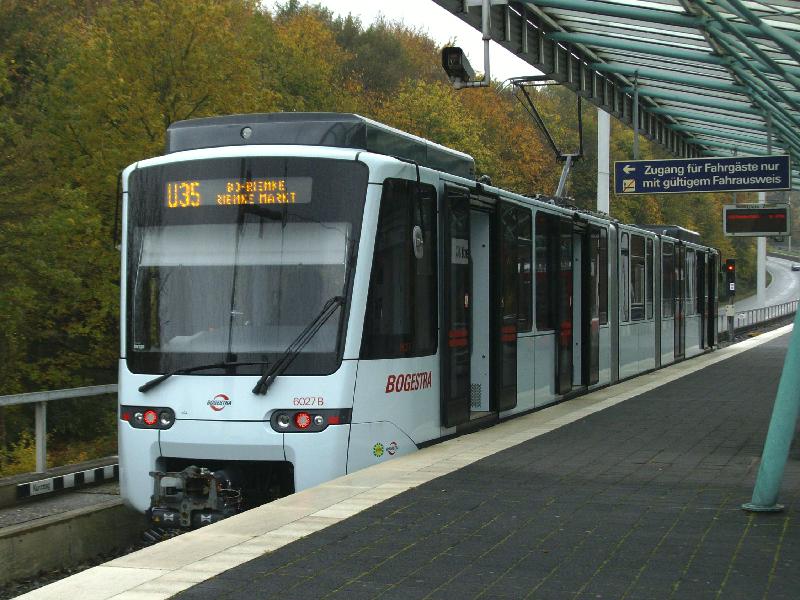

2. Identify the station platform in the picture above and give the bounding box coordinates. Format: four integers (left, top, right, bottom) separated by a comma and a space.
20, 325, 799, 600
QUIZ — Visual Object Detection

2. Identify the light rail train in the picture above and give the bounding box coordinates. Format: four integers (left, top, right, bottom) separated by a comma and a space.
118, 113, 719, 527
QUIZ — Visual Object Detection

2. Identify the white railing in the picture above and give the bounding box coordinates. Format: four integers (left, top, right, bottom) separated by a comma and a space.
717, 299, 798, 337
0, 385, 117, 473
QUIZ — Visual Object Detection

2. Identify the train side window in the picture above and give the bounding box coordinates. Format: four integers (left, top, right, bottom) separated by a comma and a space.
686, 249, 696, 316
517, 207, 533, 333
599, 228, 608, 325
697, 252, 706, 315
361, 179, 437, 359
630, 234, 645, 321
646, 238, 654, 320
662, 242, 675, 318
620, 232, 630, 322
535, 211, 556, 330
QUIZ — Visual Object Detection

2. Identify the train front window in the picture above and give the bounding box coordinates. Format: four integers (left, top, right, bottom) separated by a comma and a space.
126, 157, 368, 375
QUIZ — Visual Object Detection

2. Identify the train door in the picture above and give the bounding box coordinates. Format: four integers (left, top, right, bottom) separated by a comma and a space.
582, 225, 601, 386
496, 202, 521, 413
470, 210, 491, 414
674, 244, 686, 359
573, 226, 583, 385
707, 253, 718, 347
698, 252, 707, 349
441, 186, 519, 427
441, 185, 472, 427
556, 218, 573, 394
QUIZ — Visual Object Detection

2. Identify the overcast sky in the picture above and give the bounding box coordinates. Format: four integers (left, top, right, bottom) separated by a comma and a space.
265, 0, 541, 81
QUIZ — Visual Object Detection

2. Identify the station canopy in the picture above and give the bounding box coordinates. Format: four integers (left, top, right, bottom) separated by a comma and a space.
433, 0, 800, 189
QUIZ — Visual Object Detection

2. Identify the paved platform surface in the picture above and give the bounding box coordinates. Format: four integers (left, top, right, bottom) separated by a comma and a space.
175, 333, 800, 600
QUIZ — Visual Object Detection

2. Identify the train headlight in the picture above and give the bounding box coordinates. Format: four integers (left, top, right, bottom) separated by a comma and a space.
159, 411, 174, 427
313, 415, 324, 426
277, 413, 291, 429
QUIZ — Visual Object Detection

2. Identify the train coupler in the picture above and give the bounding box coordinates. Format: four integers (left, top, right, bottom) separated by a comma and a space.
149, 465, 243, 528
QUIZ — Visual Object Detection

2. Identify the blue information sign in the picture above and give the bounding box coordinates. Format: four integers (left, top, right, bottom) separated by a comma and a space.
614, 155, 791, 195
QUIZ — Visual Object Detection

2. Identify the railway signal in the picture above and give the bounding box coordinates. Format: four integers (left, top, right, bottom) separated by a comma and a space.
725, 259, 736, 297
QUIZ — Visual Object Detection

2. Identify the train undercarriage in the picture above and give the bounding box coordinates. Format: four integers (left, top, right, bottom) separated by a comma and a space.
148, 459, 294, 528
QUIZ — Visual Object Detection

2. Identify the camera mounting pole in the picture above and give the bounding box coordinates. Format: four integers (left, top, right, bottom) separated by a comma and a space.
442, 0, 494, 88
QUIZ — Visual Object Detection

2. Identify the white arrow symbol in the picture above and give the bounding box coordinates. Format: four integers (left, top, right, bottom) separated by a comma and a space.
623, 165, 636, 174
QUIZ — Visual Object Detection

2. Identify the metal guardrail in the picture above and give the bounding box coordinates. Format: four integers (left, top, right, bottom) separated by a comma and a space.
0, 385, 117, 473
717, 299, 798, 337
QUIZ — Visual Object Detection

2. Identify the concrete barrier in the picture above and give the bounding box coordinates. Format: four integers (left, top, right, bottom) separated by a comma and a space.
0, 500, 147, 586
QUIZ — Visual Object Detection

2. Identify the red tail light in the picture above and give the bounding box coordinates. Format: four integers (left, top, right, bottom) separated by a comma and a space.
294, 412, 312, 429
270, 409, 351, 433
120, 405, 175, 429
143, 410, 159, 426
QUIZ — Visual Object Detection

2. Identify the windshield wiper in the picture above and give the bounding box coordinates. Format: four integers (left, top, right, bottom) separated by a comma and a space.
139, 361, 270, 393
252, 295, 345, 395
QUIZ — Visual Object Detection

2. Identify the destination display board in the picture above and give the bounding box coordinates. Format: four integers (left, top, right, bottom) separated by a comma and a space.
723, 204, 791, 237
164, 177, 313, 208
614, 155, 791, 195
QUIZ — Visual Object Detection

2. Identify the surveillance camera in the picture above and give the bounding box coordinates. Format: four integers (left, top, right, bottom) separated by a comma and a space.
441, 47, 475, 83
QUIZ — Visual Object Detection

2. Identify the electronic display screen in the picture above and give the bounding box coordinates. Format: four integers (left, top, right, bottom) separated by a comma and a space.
165, 177, 312, 208
724, 206, 790, 236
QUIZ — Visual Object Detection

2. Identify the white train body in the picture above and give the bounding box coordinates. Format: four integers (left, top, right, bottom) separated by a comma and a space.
118, 114, 719, 524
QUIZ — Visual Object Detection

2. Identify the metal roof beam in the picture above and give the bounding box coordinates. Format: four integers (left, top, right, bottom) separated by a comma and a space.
709, 36, 800, 119
647, 107, 764, 131
729, 66, 800, 137
745, 94, 800, 153
546, 31, 800, 78
686, 137, 797, 165
691, 0, 800, 95
720, 0, 800, 67
623, 86, 759, 115
667, 115, 800, 154
592, 62, 752, 94
670, 124, 800, 155
521, 0, 800, 41
548, 31, 726, 65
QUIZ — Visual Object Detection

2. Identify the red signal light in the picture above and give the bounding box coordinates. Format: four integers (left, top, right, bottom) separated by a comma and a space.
294, 412, 312, 429
143, 409, 159, 426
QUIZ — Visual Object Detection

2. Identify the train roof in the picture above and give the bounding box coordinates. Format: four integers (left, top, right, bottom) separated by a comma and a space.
165, 113, 476, 180
635, 224, 702, 245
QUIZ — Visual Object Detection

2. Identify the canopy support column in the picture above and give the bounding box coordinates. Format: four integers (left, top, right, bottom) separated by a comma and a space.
597, 108, 610, 214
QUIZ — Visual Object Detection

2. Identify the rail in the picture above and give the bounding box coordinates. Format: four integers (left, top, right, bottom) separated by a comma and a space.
717, 299, 798, 337
0, 385, 117, 473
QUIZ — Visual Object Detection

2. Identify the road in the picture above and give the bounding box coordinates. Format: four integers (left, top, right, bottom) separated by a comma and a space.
735, 255, 800, 312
